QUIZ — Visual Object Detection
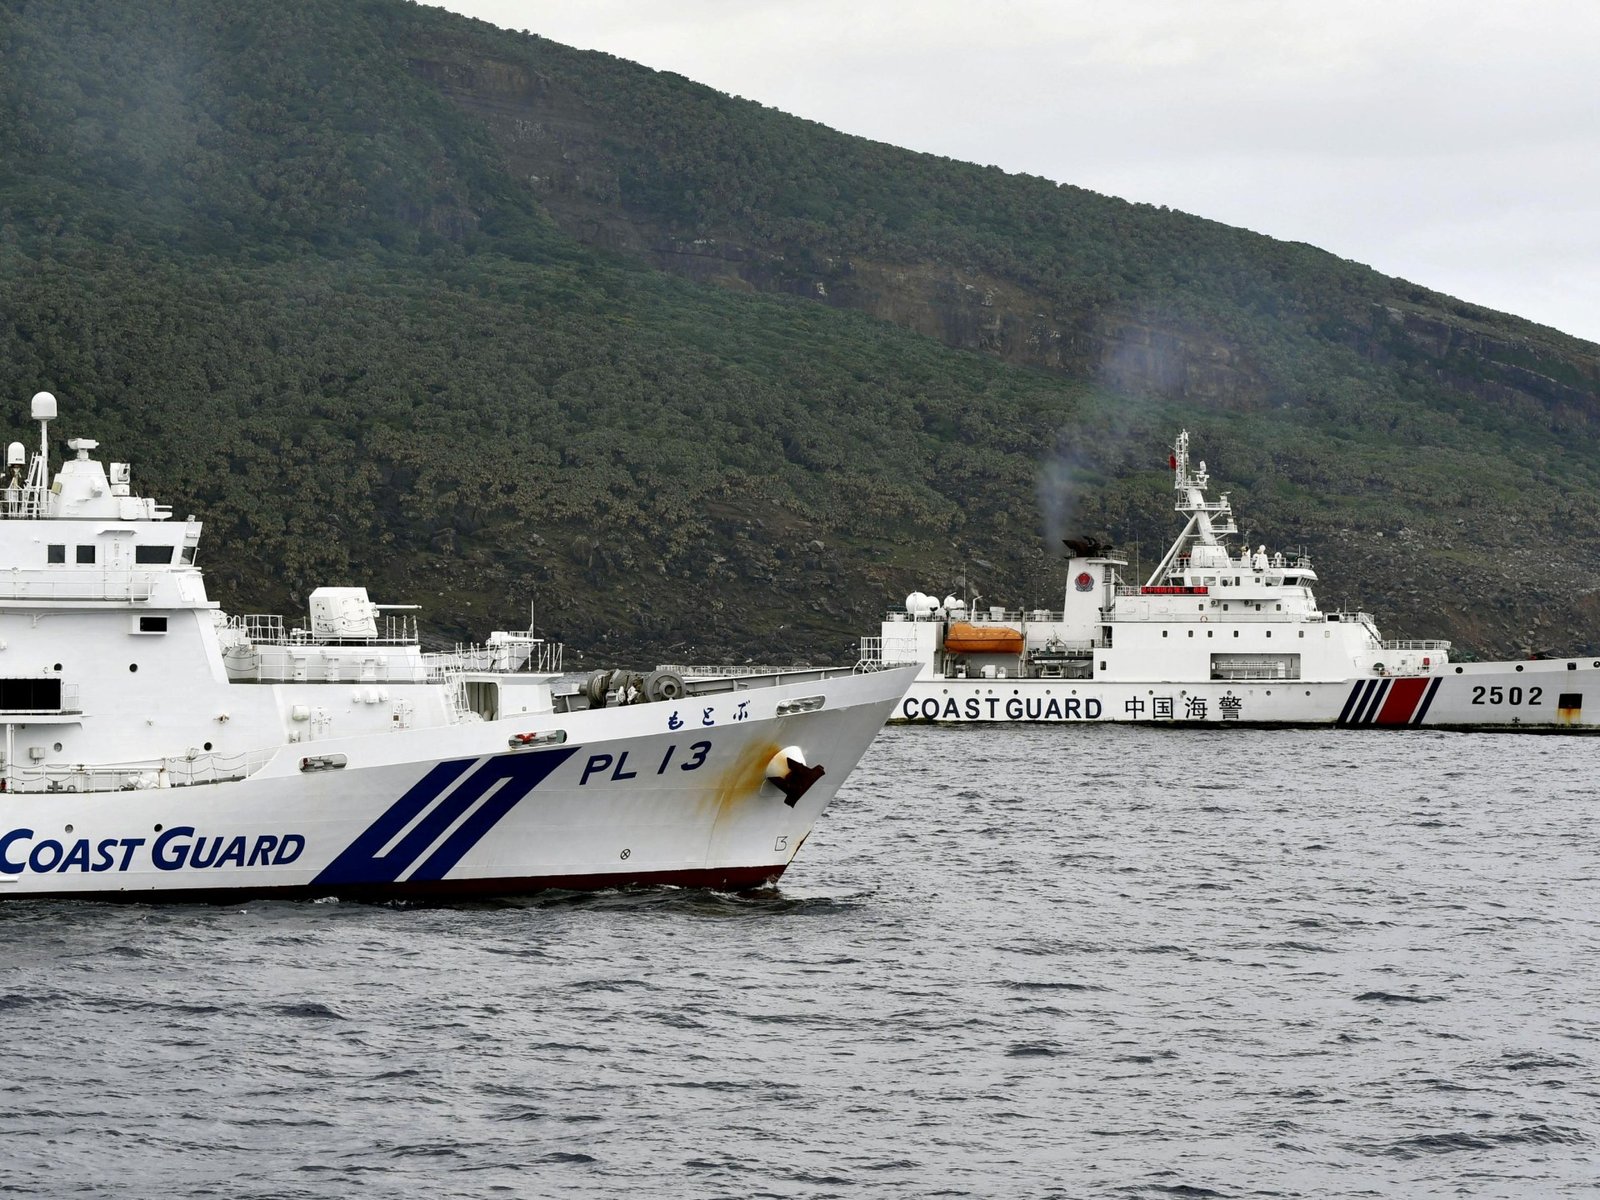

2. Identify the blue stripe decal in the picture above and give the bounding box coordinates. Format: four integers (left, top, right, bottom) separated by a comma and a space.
313, 747, 579, 886
1336, 682, 1366, 725
1343, 679, 1377, 726
1411, 677, 1443, 724
1356, 679, 1390, 725
410, 749, 578, 881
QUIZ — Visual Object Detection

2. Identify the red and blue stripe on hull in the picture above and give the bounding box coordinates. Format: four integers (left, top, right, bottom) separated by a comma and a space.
1337, 676, 1443, 726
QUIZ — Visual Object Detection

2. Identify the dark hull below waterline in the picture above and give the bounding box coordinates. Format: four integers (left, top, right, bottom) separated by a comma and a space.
0, 862, 790, 905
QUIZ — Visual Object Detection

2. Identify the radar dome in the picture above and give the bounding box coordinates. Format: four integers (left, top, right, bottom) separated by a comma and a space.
30, 392, 56, 421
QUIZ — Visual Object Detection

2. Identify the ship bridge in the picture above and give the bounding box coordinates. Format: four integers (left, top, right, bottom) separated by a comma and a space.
0, 393, 203, 605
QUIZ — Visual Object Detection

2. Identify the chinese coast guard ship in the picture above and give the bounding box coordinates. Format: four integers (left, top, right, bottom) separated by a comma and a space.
862, 430, 1600, 730
0, 392, 915, 901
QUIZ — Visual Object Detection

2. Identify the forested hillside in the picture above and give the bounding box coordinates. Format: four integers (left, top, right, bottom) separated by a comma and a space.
2, 0, 1598, 663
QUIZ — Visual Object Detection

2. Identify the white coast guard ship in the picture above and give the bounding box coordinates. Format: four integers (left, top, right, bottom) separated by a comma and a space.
862, 430, 1600, 730
0, 392, 915, 900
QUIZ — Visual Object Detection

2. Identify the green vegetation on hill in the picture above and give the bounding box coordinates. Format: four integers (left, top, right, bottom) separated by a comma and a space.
1, 0, 1597, 661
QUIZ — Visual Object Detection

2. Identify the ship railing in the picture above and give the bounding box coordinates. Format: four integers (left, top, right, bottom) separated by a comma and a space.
657, 663, 819, 679
1109, 610, 1316, 624
249, 647, 427, 684
660, 664, 870, 690
424, 640, 565, 677
237, 613, 286, 643
1029, 641, 1099, 658
290, 614, 419, 645
0, 571, 156, 602
4, 747, 277, 794
1382, 639, 1452, 651
889, 608, 1069, 624
1326, 610, 1377, 626
1, 485, 48, 520
1211, 666, 1303, 681
1173, 551, 1315, 567
234, 613, 420, 646
856, 637, 884, 668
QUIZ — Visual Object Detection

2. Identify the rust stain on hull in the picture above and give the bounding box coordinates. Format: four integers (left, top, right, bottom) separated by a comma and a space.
706, 739, 782, 819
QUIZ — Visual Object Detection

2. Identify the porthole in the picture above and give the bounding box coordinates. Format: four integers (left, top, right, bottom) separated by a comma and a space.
129, 664, 138, 672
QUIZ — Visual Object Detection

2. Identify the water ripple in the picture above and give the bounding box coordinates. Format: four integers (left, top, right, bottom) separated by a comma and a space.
0, 726, 1597, 1196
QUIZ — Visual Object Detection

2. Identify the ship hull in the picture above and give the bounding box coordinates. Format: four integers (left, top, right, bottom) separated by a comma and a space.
0, 667, 915, 901
892, 658, 1600, 730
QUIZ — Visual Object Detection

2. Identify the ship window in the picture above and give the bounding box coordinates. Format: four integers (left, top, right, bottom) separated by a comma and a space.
47, 545, 65, 563
1188, 631, 1194, 638
1276, 604, 1282, 611
0, 678, 62, 710
135, 545, 175, 564
1162, 630, 1169, 638
1299, 631, 1305, 638
1207, 631, 1214, 638
1266, 631, 1272, 638
181, 546, 196, 564
137, 616, 168, 634
1233, 630, 1240, 638
76, 545, 95, 563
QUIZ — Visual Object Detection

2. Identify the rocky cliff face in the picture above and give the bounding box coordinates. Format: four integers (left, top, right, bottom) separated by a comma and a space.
1367, 305, 1600, 421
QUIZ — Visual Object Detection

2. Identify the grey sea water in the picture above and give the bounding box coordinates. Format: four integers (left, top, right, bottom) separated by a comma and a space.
3, 724, 1598, 1199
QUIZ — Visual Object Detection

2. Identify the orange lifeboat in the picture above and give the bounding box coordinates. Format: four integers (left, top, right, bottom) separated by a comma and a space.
943, 622, 1024, 655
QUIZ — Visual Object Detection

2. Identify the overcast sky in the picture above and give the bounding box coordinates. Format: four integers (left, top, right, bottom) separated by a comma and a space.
433, 1, 1600, 345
